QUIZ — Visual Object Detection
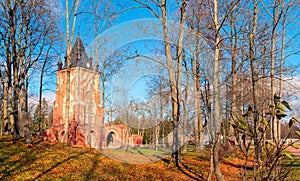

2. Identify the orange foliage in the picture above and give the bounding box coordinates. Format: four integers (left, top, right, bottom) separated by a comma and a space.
0, 136, 249, 181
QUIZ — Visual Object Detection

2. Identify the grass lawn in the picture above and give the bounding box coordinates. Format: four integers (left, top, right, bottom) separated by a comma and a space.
286, 152, 300, 180
101, 147, 172, 164
3, 135, 298, 180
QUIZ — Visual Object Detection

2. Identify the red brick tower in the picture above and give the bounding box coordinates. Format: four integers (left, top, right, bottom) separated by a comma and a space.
48, 36, 103, 148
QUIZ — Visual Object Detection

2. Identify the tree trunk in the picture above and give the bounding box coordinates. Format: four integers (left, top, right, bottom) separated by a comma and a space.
279, 2, 285, 99
161, 0, 184, 166
100, 72, 105, 149
38, 52, 47, 132
20, 75, 31, 143
155, 118, 160, 156
249, 0, 260, 178
64, 0, 79, 144
3, 18, 12, 135
181, 58, 189, 152
213, 134, 224, 181
8, 85, 13, 135
271, 0, 281, 143
64, 0, 70, 144
193, 35, 203, 152
6, 1, 19, 139
159, 80, 164, 149
212, 0, 224, 180
2, 80, 8, 135
230, 11, 237, 139
279, 3, 286, 143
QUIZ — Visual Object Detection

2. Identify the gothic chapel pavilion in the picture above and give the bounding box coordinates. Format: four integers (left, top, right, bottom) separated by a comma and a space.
45, 36, 142, 149
47, 36, 104, 148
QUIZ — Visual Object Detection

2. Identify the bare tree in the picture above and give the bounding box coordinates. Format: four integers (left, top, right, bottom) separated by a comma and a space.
186, 1, 207, 152
0, 0, 60, 142
38, 45, 60, 133
133, 0, 187, 166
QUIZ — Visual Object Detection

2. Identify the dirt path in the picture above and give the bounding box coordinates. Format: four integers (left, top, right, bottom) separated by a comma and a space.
287, 146, 300, 159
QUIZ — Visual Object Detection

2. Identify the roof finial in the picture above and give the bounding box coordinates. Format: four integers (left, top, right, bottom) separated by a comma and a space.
77, 36, 81, 60
78, 25, 80, 37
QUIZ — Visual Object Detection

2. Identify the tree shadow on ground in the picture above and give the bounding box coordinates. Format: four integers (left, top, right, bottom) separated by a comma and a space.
33, 149, 90, 180
0, 140, 14, 150
156, 155, 204, 180
223, 160, 254, 170
0, 139, 40, 179
137, 149, 146, 156
179, 162, 205, 180
0, 135, 13, 143
156, 155, 171, 163
85, 152, 102, 180
0, 136, 24, 149
0, 135, 97, 180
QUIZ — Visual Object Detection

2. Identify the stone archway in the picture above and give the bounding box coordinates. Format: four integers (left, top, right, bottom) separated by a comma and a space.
106, 131, 114, 146
86, 129, 98, 148
106, 130, 119, 148
90, 130, 98, 148
60, 131, 65, 142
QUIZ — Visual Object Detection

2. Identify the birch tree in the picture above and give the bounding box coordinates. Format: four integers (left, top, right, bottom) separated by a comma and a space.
210, 0, 224, 179
207, 0, 241, 180
63, 0, 79, 144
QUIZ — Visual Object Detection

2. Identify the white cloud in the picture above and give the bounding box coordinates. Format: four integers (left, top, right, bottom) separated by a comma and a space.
282, 75, 300, 118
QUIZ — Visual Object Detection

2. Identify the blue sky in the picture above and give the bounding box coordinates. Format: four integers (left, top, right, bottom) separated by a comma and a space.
41, 0, 300, 104
56, 0, 300, 68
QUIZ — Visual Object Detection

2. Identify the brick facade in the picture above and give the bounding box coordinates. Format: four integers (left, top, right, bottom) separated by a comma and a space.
45, 36, 142, 149
51, 67, 103, 148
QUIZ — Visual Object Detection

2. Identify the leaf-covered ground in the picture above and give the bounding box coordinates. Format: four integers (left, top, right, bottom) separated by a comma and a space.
0, 135, 284, 181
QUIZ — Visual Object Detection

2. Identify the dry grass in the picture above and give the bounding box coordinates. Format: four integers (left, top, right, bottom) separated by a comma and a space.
0, 135, 278, 181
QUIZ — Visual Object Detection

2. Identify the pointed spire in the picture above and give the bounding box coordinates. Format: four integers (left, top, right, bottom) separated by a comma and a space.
66, 36, 92, 69
62, 36, 95, 70
76, 36, 81, 60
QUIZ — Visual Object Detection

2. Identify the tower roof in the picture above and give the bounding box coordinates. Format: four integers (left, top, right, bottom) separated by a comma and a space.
64, 36, 92, 69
